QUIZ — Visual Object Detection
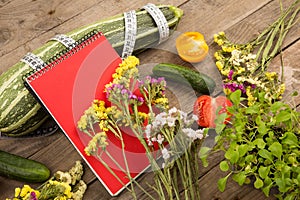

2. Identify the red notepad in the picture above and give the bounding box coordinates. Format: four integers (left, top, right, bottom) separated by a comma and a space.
24, 32, 151, 196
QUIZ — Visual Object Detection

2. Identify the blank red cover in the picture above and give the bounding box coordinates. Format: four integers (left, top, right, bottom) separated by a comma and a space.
25, 33, 150, 196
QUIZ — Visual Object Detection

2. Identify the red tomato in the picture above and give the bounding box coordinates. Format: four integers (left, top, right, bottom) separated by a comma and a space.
193, 95, 232, 128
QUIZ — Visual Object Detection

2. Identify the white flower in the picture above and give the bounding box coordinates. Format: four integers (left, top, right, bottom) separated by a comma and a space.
145, 124, 152, 139
192, 114, 198, 122
168, 107, 178, 115
147, 138, 153, 146
156, 134, 164, 144
151, 134, 164, 144
245, 53, 257, 60
166, 116, 176, 127
183, 128, 205, 141
162, 148, 170, 160
153, 112, 167, 128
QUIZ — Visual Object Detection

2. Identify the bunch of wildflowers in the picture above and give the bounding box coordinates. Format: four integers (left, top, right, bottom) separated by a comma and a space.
213, 0, 300, 105
214, 32, 285, 105
77, 56, 208, 200
145, 106, 207, 199
6, 161, 86, 200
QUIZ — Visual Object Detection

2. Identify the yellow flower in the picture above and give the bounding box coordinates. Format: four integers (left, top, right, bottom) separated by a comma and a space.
221, 69, 230, 76
223, 88, 232, 95
214, 51, 222, 60
265, 71, 277, 80
217, 39, 224, 46
112, 72, 122, 80
246, 87, 256, 106
222, 45, 235, 52
216, 61, 224, 71
20, 185, 32, 197
77, 115, 88, 130
213, 34, 219, 43
218, 31, 225, 36
14, 188, 21, 197
237, 67, 245, 74
138, 112, 148, 121
279, 83, 285, 94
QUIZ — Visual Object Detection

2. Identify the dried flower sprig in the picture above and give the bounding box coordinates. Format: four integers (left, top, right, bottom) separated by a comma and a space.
6, 161, 87, 200
213, 0, 299, 105
78, 56, 208, 200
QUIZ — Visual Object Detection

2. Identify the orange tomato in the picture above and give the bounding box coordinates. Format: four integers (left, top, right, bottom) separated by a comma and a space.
176, 32, 209, 63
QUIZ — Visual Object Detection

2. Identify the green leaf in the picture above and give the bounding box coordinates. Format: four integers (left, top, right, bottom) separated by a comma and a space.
199, 147, 211, 167
285, 194, 297, 200
254, 177, 264, 189
238, 144, 248, 157
232, 172, 247, 186
245, 105, 259, 114
268, 142, 283, 158
220, 161, 229, 172
245, 154, 254, 163
258, 122, 267, 134
258, 149, 273, 161
253, 138, 266, 149
262, 183, 273, 197
229, 90, 241, 105
258, 166, 270, 179
281, 132, 299, 147
270, 101, 285, 113
215, 114, 227, 134
218, 174, 231, 192
275, 178, 287, 193
225, 148, 240, 164
276, 110, 291, 122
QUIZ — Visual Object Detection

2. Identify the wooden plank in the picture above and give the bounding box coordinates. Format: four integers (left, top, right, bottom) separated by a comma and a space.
0, 0, 187, 74
269, 40, 300, 106
0, 0, 101, 56
198, 165, 277, 200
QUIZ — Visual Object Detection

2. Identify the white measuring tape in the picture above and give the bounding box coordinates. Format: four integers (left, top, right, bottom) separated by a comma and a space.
122, 10, 137, 58
143, 3, 169, 44
20, 52, 46, 70
50, 34, 76, 49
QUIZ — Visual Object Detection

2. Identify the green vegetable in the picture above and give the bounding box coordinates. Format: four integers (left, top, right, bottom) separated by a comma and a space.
0, 5, 183, 136
152, 63, 216, 94
0, 150, 50, 183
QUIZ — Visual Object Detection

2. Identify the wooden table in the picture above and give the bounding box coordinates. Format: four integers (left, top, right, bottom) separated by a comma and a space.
0, 0, 299, 199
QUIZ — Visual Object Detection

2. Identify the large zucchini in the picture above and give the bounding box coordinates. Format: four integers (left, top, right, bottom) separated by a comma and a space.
0, 5, 183, 137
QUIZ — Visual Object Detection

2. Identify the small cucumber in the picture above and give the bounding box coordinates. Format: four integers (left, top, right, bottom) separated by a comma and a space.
152, 63, 216, 94
0, 150, 50, 183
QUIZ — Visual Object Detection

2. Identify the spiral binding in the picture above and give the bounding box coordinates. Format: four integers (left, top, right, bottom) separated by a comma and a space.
23, 30, 102, 82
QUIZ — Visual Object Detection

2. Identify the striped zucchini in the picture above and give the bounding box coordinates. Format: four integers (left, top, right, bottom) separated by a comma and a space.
0, 5, 183, 136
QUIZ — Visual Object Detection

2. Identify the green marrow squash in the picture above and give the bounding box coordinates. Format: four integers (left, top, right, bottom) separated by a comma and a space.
0, 5, 183, 136
0, 150, 50, 183
152, 63, 216, 94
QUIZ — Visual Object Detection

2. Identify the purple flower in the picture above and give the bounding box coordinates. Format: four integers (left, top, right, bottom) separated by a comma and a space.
137, 96, 144, 103
129, 93, 137, 100
30, 192, 38, 200
121, 88, 129, 95
223, 82, 246, 93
